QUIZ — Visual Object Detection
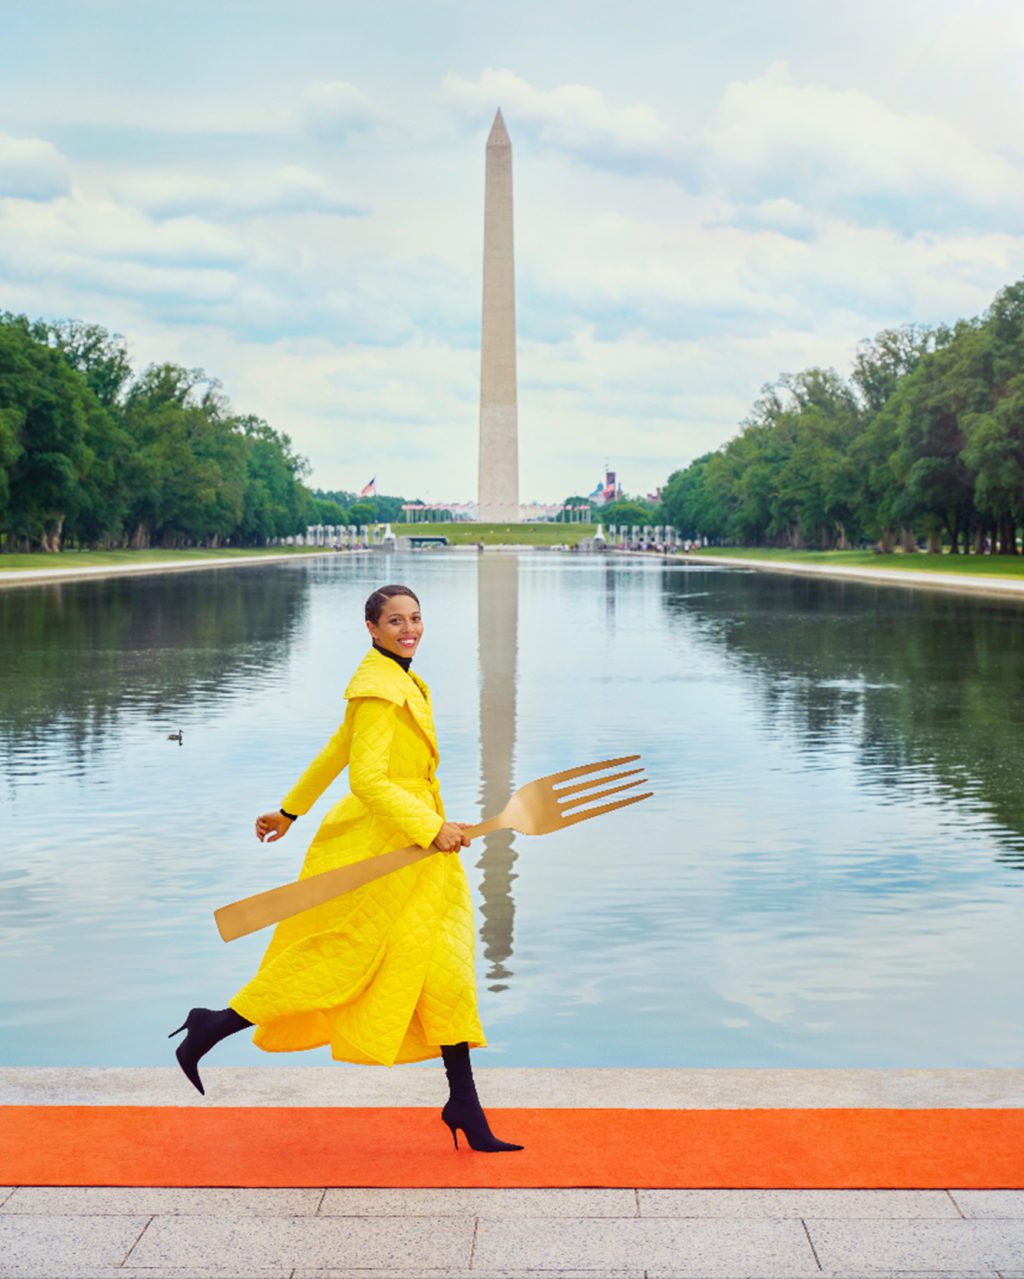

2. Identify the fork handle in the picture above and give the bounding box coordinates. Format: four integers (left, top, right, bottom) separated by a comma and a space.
461, 813, 506, 838
215, 816, 510, 941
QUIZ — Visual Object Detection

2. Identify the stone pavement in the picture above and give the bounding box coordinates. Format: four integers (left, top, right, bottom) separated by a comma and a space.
2, 1068, 1023, 1279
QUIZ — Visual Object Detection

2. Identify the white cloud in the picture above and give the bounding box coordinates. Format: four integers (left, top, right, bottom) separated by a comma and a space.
0, 134, 71, 201
724, 198, 818, 239
441, 67, 672, 163
704, 62, 1024, 230
115, 165, 366, 221
440, 63, 1024, 234
511, 150, 1021, 336
0, 193, 249, 319
300, 80, 384, 140
0, 193, 245, 268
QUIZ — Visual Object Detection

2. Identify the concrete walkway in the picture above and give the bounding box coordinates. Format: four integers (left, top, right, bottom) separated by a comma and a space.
680, 553, 1024, 601
2, 1068, 1023, 1278
0, 551, 348, 590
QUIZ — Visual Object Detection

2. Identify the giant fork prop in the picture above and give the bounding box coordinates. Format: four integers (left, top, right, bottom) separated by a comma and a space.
215, 754, 651, 942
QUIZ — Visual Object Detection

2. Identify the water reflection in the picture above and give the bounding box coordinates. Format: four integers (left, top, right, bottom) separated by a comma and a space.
0, 567, 309, 795
4, 553, 1024, 1068
661, 568, 1024, 865
475, 553, 519, 991
604, 559, 618, 629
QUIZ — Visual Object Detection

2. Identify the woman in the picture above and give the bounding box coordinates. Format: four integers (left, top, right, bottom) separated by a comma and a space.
170, 583, 522, 1153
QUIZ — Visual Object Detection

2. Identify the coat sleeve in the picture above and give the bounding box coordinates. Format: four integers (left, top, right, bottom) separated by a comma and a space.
280, 706, 353, 817
347, 697, 446, 849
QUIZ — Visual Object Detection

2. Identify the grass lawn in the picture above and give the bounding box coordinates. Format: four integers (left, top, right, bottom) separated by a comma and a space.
0, 546, 328, 572
392, 522, 596, 545
694, 546, 1024, 578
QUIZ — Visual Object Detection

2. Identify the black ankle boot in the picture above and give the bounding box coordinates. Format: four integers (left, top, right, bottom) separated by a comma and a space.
169, 1007, 252, 1096
440, 1041, 523, 1152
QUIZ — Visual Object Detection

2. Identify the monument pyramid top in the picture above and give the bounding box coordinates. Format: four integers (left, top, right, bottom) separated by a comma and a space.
487, 108, 511, 148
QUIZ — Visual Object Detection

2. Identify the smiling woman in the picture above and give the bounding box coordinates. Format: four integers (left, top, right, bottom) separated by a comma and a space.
169, 581, 524, 1154
365, 583, 424, 660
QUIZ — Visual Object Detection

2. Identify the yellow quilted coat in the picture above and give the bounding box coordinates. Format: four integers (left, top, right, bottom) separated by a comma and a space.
229, 646, 488, 1066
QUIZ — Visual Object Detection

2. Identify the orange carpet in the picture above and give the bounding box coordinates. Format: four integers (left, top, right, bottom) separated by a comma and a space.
2, 1107, 1023, 1187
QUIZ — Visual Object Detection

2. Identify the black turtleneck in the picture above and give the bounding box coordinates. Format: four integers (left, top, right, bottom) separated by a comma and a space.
373, 641, 412, 672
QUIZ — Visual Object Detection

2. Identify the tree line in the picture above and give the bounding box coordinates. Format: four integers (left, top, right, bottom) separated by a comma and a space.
0, 313, 322, 552
308, 489, 408, 530
0, 311, 450, 553
659, 279, 1024, 554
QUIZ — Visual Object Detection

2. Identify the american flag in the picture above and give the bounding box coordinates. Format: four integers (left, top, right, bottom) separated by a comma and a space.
359, 477, 376, 498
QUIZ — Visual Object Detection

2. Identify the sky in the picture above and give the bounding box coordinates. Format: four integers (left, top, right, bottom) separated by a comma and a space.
1, 0, 1023, 504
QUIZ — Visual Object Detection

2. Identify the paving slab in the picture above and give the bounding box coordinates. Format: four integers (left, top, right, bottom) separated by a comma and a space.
293, 1272, 647, 1279
807, 1216, 1024, 1270
639, 1188, 962, 1218
472, 1215, 819, 1275
764, 1273, 995, 1279
0, 1212, 149, 1277
319, 1187, 638, 1216
64, 1270, 292, 1279
5, 1065, 1024, 1108
291, 1271, 646, 1279
950, 1189, 1024, 1217
649, 1272, 1000, 1279
819, 1273, 999, 1279
0, 1189, 12, 1207
0, 1185, 323, 1215
650, 1273, 999, 1279
127, 1212, 475, 1271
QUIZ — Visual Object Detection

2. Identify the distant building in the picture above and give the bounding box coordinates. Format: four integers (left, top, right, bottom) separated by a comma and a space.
589, 467, 624, 507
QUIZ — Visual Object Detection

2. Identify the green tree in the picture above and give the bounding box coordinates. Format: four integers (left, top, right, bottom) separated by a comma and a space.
309, 496, 350, 526
346, 500, 377, 526
0, 314, 93, 550
600, 497, 655, 525
235, 416, 310, 544
38, 319, 133, 408
121, 365, 247, 548
660, 454, 718, 540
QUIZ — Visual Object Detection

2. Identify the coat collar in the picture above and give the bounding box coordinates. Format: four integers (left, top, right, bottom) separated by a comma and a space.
345, 647, 438, 760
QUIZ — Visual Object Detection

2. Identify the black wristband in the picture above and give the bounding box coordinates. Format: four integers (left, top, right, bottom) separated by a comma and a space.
280, 807, 298, 821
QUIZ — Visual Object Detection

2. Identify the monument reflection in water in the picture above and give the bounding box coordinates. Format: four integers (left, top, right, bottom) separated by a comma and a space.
475, 552, 519, 992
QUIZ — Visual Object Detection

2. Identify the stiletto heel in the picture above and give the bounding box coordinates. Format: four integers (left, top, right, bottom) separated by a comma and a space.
439, 1043, 524, 1153
440, 1097, 522, 1153
169, 1007, 252, 1097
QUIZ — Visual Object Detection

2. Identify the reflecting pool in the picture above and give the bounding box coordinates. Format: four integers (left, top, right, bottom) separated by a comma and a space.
2, 552, 1022, 1067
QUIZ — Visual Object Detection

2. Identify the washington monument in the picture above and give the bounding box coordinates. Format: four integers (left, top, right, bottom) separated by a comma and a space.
477, 109, 519, 524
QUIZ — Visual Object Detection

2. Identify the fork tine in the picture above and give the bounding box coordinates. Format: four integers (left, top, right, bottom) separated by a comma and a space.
535, 754, 641, 788
555, 790, 653, 829
555, 767, 644, 799
559, 777, 648, 810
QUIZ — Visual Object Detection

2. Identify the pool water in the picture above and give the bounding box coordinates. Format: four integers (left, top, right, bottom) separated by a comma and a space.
2, 552, 1022, 1067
